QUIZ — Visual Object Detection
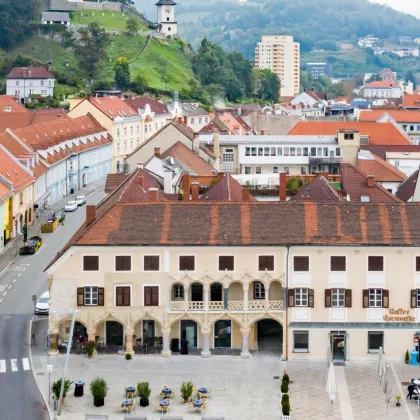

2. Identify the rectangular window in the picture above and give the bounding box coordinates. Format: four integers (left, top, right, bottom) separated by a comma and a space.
179, 255, 195, 271
290, 147, 296, 156
416, 256, 420, 271
83, 256, 99, 271
144, 255, 160, 271
296, 147, 302, 156
368, 256, 384, 272
323, 147, 329, 157
301, 167, 307, 175
294, 256, 309, 272
251, 147, 257, 156
84, 286, 98, 305
191, 118, 194, 124
245, 147, 250, 156
277, 147, 282, 156
273, 166, 279, 174
284, 147, 289, 156
144, 286, 159, 306
344, 133, 354, 140
258, 147, 263, 156
271, 147, 276, 156
258, 255, 274, 271
369, 288, 383, 308
303, 147, 308, 156
115, 255, 131, 271
310, 147, 316, 156
293, 331, 309, 352
331, 256, 346, 272
264, 147, 270, 156
295, 288, 308, 306
336, 148, 341, 157
219, 256, 234, 271
284, 167, 290, 174
317, 147, 322, 156
331, 288, 345, 307
245, 166, 251, 174
256, 166, 262, 174
173, 285, 184, 300
253, 281, 265, 299
116, 286, 131, 306
368, 331, 383, 353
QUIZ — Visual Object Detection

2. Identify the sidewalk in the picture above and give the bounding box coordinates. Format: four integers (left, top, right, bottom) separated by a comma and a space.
0, 180, 106, 275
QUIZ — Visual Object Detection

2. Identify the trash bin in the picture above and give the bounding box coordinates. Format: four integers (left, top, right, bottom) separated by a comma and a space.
171, 338, 179, 353
180, 338, 189, 355
74, 380, 85, 397
411, 351, 418, 366
70, 188, 75, 194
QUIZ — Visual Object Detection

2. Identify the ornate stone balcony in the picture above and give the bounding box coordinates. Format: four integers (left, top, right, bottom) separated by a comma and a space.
170, 300, 283, 312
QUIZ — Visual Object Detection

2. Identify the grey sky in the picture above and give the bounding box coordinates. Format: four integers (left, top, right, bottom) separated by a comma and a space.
369, 0, 420, 18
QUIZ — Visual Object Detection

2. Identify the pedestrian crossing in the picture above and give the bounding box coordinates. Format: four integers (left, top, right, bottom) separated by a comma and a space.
0, 358, 31, 373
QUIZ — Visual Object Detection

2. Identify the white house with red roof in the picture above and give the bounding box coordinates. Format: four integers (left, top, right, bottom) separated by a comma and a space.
6, 67, 55, 104
363, 80, 402, 99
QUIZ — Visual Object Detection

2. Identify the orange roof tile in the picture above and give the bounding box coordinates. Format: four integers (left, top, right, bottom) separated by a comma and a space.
88, 96, 138, 119
0, 145, 34, 191
0, 96, 28, 113
403, 94, 420, 108
290, 176, 342, 203
358, 151, 407, 182
364, 81, 398, 88
358, 110, 420, 123
199, 174, 257, 202
288, 121, 412, 146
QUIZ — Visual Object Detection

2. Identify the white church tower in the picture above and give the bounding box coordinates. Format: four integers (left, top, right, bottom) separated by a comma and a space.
156, 0, 178, 39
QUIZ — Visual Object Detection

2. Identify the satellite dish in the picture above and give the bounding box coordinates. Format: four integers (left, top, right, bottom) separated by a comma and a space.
170, 157, 175, 165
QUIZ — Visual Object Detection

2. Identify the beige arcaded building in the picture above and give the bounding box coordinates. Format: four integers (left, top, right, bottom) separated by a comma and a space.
255, 35, 300, 97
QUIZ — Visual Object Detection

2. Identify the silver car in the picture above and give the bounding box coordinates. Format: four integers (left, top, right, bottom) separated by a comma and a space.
65, 201, 78, 212
75, 195, 86, 206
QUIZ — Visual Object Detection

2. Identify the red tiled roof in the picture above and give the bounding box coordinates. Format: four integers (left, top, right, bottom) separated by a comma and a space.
288, 121, 412, 146
340, 162, 401, 202
396, 170, 419, 202
161, 141, 215, 175
305, 90, 327, 101
0, 145, 34, 191
290, 176, 342, 203
105, 174, 130, 193
358, 110, 420, 123
7, 67, 54, 79
0, 182, 13, 204
199, 174, 256, 202
0, 96, 28, 113
358, 152, 407, 182
364, 81, 398, 88
361, 145, 420, 160
0, 111, 68, 132
88, 96, 138, 120
403, 94, 420, 108
125, 97, 169, 115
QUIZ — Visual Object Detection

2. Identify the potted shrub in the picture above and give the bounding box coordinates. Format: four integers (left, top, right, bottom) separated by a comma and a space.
396, 395, 402, 406
137, 382, 151, 407
180, 381, 194, 403
86, 342, 95, 359
282, 398, 291, 420
281, 393, 289, 406
125, 353, 132, 360
282, 371, 290, 384
90, 377, 108, 407
281, 379, 289, 396
51, 379, 73, 405
405, 350, 410, 364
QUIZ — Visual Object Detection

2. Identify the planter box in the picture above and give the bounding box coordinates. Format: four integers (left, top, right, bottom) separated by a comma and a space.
41, 219, 59, 233
282, 416, 291, 420
93, 396, 105, 407
139, 399, 149, 407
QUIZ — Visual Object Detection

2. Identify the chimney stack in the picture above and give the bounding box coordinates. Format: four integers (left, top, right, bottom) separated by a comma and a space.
154, 147, 161, 157
367, 175, 375, 187
149, 187, 158, 201
182, 174, 190, 201
213, 131, 220, 171
191, 181, 200, 201
242, 188, 250, 201
178, 117, 183, 124
184, 116, 188, 125
279, 172, 287, 201
86, 205, 96, 226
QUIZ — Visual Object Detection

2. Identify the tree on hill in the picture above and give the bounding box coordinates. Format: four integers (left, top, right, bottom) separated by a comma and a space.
126, 16, 139, 35
114, 57, 130, 91
255, 69, 280, 102
367, 73, 383, 83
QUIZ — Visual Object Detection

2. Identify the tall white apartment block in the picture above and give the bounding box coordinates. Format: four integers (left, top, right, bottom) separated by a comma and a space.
255, 35, 300, 98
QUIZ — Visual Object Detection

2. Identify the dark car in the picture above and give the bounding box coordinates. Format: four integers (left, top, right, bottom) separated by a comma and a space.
19, 235, 43, 255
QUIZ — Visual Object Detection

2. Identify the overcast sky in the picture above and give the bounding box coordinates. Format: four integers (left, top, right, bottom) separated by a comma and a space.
369, 0, 420, 18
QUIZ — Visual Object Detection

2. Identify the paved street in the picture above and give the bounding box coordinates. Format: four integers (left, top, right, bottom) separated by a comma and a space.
0, 183, 105, 420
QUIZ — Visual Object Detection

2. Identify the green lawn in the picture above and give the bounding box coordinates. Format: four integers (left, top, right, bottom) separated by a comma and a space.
70, 10, 148, 31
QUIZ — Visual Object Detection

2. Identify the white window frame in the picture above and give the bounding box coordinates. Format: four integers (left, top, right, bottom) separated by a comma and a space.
368, 331, 384, 353
177, 254, 196, 272
253, 281, 265, 299
113, 284, 132, 307
368, 288, 383, 308
142, 284, 160, 306
173, 284, 184, 300
217, 254, 235, 272
292, 255, 310, 273
331, 288, 345, 308
295, 288, 308, 307
367, 255, 385, 273
142, 254, 161, 272
114, 254, 133, 273
81, 254, 100, 272
293, 330, 309, 353
84, 285, 99, 306
258, 254, 275, 272
329, 255, 347, 273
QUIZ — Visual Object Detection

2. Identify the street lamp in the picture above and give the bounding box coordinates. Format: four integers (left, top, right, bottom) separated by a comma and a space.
51, 308, 78, 417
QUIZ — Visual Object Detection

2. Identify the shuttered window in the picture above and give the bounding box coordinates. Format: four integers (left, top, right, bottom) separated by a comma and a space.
293, 288, 314, 307
325, 289, 352, 307
116, 286, 131, 306
179, 256, 195, 271
218, 256, 234, 271
363, 288, 388, 308
293, 256, 309, 272
144, 286, 159, 306
368, 256, 384, 272
77, 287, 104, 306
411, 289, 420, 308
416, 257, 420, 272
258, 255, 274, 271
144, 255, 160, 271
330, 256, 346, 272
83, 256, 99, 271
115, 255, 131, 271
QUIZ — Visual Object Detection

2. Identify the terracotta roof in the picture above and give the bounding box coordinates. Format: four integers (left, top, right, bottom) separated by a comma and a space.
358, 110, 420, 123
7, 67, 54, 79
305, 90, 327, 101
199, 174, 256, 202
125, 97, 169, 115
0, 145, 34, 191
403, 94, 420, 108
87, 97, 138, 120
358, 151, 407, 182
32, 161, 48, 179
290, 176, 342, 203
361, 145, 420, 160
161, 141, 215, 175
0, 182, 13, 204
0, 111, 67, 132
105, 173, 130, 194
340, 162, 401, 202
0, 96, 28, 113
288, 121, 412, 146
395, 170, 419, 202
364, 81, 398, 88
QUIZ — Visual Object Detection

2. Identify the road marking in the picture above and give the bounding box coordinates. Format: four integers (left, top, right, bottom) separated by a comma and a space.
17, 273, 21, 277
22, 358, 30, 371
11, 359, 18, 372
13, 279, 16, 283
3, 291, 6, 296
8, 285, 11, 289
0, 360, 5, 373
0, 298, 2, 303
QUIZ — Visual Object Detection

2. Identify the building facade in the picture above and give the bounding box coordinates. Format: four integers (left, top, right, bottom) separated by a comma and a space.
255, 36, 300, 97
306, 62, 332, 79
156, 0, 177, 38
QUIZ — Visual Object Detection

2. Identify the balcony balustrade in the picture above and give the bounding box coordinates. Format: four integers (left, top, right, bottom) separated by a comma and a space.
170, 300, 283, 312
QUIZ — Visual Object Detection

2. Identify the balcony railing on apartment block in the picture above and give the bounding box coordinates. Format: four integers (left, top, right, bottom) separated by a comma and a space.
170, 300, 283, 311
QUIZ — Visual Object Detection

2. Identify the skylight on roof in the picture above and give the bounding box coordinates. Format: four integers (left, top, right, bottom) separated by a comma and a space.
6, 173, 10, 177
108, 110, 114, 115
13, 169, 18, 174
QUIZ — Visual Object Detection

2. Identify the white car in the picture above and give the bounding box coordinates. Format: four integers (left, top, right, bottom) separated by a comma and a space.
35, 291, 50, 315
65, 201, 78, 212
75, 195, 86, 206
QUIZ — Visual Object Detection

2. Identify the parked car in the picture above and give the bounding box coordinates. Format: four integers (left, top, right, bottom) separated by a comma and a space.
19, 235, 43, 255
75, 195, 86, 206
35, 291, 50, 315
65, 201, 78, 212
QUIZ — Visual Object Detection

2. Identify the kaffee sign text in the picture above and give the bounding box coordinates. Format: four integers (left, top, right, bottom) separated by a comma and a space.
383, 308, 415, 322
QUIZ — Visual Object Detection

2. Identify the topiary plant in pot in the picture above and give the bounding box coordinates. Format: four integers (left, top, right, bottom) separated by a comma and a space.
281, 380, 289, 394
405, 349, 410, 364
137, 382, 151, 407
86, 341, 95, 359
282, 370, 290, 384
90, 377, 108, 407
180, 381, 194, 403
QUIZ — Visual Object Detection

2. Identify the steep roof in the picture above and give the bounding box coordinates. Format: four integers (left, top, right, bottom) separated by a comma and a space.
289, 176, 342, 203
181, 103, 208, 116
7, 67, 54, 79
362, 145, 420, 160
155, 0, 176, 4
0, 145, 34, 191
105, 173, 130, 194
288, 121, 412, 146
87, 96, 138, 120
0, 182, 12, 204
0, 96, 28, 113
160, 141, 215, 175
403, 94, 420, 108
125, 97, 169, 115
41, 11, 70, 21
0, 111, 67, 132
305, 90, 327, 101
358, 110, 420, 123
199, 174, 257, 202
364, 81, 399, 88
395, 170, 419, 202
340, 161, 401, 202
358, 150, 407, 182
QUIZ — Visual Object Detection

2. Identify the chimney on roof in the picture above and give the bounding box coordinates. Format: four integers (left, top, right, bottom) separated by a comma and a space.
279, 172, 287, 201
154, 147, 161, 157
177, 117, 183, 124
164, 170, 173, 194
213, 131, 220, 171
182, 173, 190, 201
137, 175, 144, 189
191, 181, 200, 201
86, 205, 96, 226
367, 175, 375, 187
242, 188, 250, 201
260, 129, 265, 135
184, 116, 188, 125
149, 187, 158, 201
193, 133, 200, 155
